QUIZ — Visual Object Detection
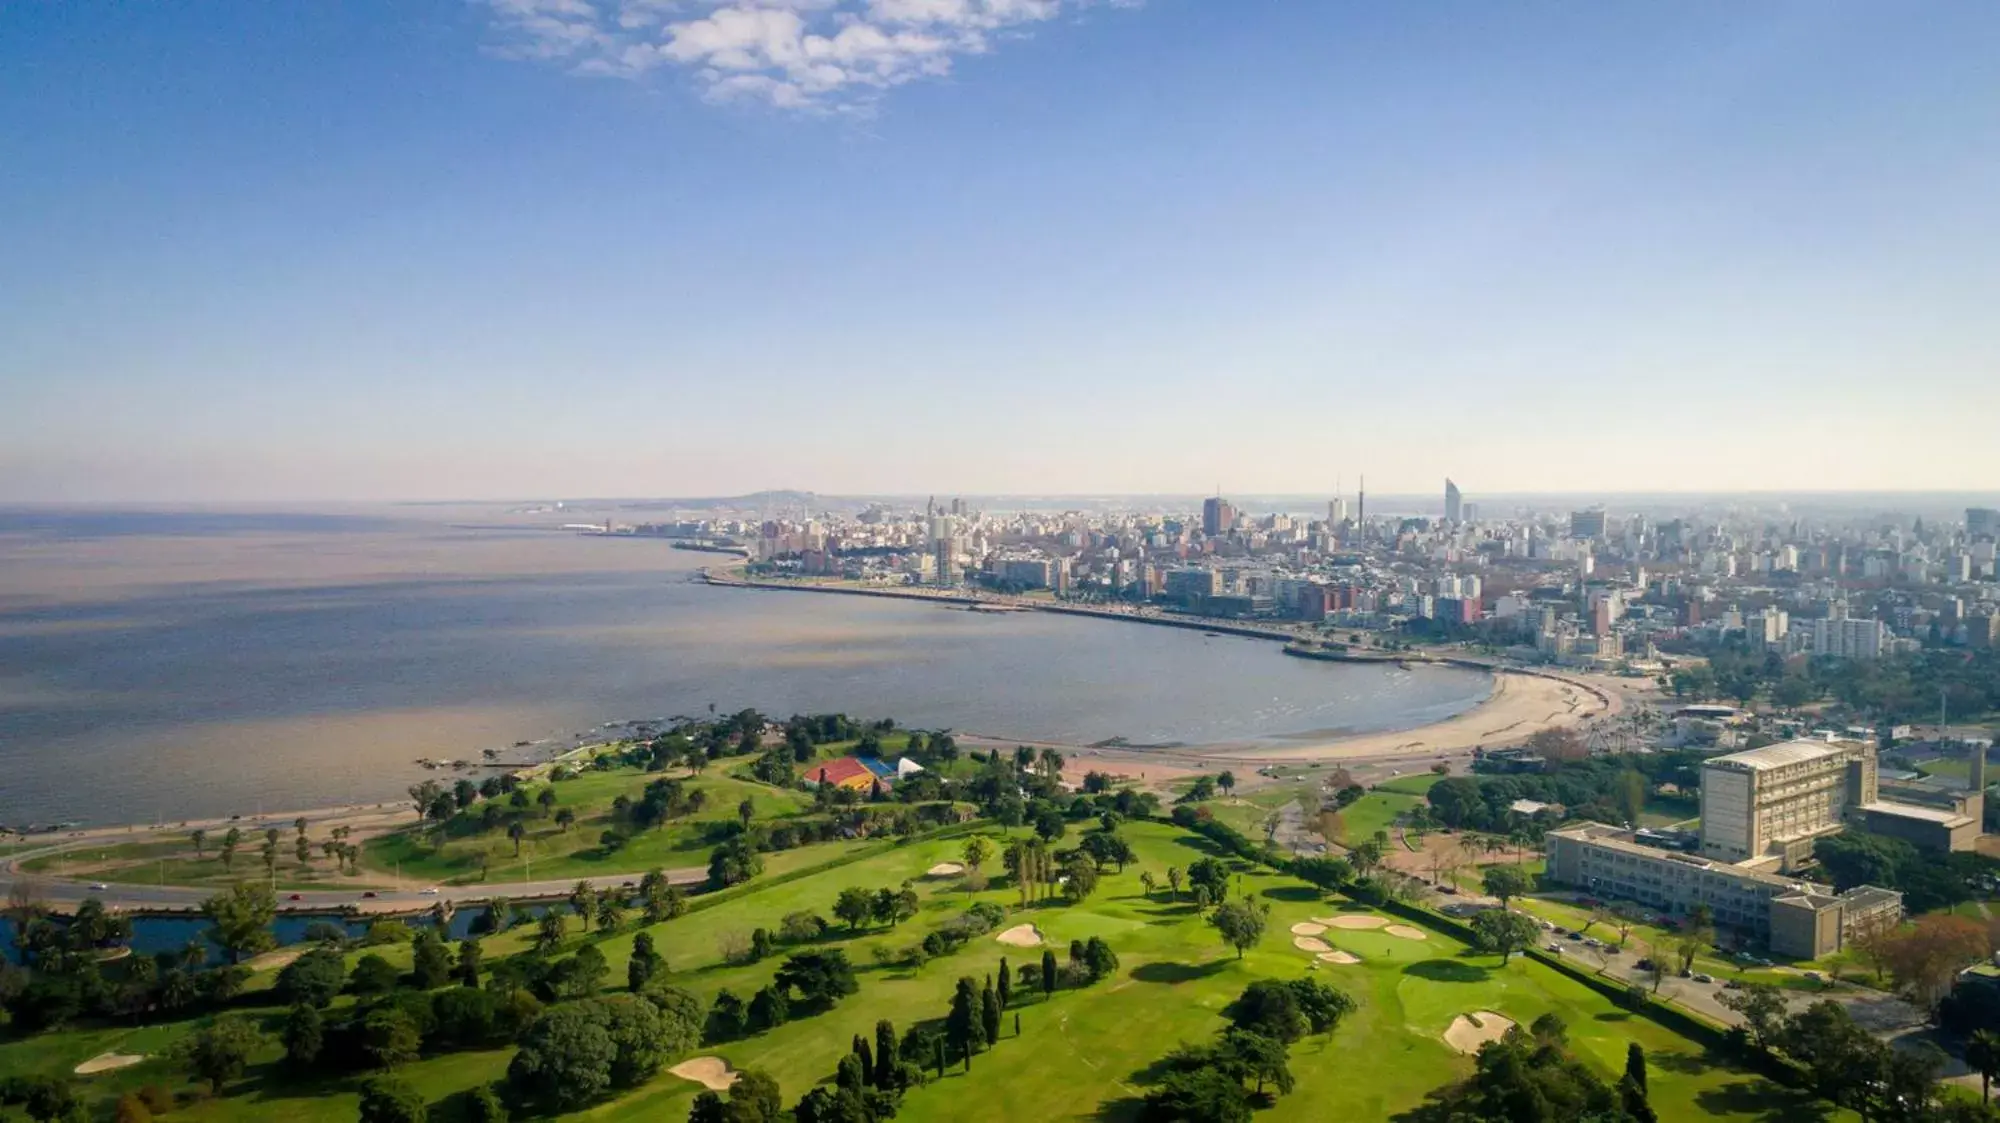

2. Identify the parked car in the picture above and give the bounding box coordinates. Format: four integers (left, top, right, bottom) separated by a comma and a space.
1724, 979, 1742, 989
1635, 958, 1656, 971
1546, 943, 1564, 954
1692, 973, 1714, 984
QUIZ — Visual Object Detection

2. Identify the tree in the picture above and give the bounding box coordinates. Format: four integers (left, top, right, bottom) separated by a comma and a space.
1720, 982, 1788, 1052
409, 780, 443, 820
357, 1075, 427, 1123
833, 887, 874, 932
773, 949, 858, 1008
170, 1015, 264, 1092
570, 881, 598, 930
462, 1086, 508, 1123
980, 977, 1002, 1045
1970, 1029, 2000, 1103
596, 893, 625, 934
1882, 914, 1989, 1011
1479, 864, 1530, 907
201, 883, 276, 964
1223, 979, 1305, 1042
1217, 770, 1236, 795
1140, 1066, 1252, 1123
410, 928, 453, 990
554, 808, 575, 832
507, 821, 526, 857
1782, 1000, 1882, 1112
1208, 899, 1268, 959
629, 932, 663, 993
1469, 908, 1539, 964
281, 1002, 325, 1071
1040, 949, 1058, 998
190, 828, 207, 859
963, 835, 995, 875
219, 826, 241, 870
508, 1002, 617, 1110
1165, 866, 1183, 902
349, 953, 401, 996
1060, 853, 1099, 903
456, 937, 483, 987
1288, 976, 1356, 1036
748, 985, 789, 1032
535, 909, 566, 954
275, 946, 346, 1008
946, 977, 984, 1069
361, 1005, 423, 1069
1138, 870, 1158, 898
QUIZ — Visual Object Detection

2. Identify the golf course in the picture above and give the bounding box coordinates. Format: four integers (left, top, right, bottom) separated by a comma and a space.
1, 813, 1832, 1121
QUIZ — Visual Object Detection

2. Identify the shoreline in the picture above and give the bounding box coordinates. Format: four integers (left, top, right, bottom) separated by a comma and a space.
6, 564, 1618, 866
700, 567, 1620, 778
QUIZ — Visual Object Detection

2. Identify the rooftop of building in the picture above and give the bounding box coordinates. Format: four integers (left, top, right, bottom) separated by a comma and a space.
1549, 822, 1831, 893
1856, 800, 1975, 827
1703, 738, 1859, 772
1836, 886, 1904, 912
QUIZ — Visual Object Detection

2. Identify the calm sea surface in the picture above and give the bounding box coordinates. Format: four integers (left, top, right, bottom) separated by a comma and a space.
0, 511, 1490, 825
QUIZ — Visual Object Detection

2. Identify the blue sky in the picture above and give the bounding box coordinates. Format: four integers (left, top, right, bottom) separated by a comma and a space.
3, 1, 1996, 502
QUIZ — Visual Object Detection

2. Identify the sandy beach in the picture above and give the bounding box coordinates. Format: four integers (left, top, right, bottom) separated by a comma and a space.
1207, 670, 1611, 764
1031, 668, 1616, 787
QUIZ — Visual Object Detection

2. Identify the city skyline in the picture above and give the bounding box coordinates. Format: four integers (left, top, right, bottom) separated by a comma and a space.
5, 2, 1998, 502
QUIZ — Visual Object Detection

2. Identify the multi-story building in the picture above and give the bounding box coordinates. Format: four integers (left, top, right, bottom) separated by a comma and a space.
1201, 497, 1236, 538
1699, 740, 1869, 866
1570, 508, 1607, 540
1806, 615, 1886, 659
1969, 507, 2000, 540
1444, 479, 1462, 523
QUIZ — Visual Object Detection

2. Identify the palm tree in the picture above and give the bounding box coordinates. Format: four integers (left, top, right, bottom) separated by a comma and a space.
1139, 871, 1157, 899
294, 817, 309, 840
508, 821, 526, 856
190, 829, 207, 859
1969, 1030, 2000, 1103
554, 808, 575, 832
1166, 866, 1183, 902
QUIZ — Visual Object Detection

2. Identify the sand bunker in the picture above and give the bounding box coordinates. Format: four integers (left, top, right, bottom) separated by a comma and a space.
995, 923, 1044, 947
1293, 936, 1332, 953
671, 1057, 739, 1091
1289, 922, 1327, 936
75, 1053, 147, 1076
1320, 915, 1390, 930
1384, 925, 1429, 941
1316, 950, 1361, 965
926, 862, 966, 877
1444, 1011, 1516, 1055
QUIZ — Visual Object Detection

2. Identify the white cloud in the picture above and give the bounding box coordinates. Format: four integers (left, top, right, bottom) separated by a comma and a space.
477, 0, 1135, 112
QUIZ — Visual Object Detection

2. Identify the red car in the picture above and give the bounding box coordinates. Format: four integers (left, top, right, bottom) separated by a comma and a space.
288, 894, 303, 902
362, 891, 378, 899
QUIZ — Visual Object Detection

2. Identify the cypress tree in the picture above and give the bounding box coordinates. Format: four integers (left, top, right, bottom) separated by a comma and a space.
1041, 949, 1058, 997
852, 1034, 874, 1086
997, 957, 1012, 1007
1625, 1043, 1647, 1094
874, 1020, 896, 1087
981, 977, 1002, 1046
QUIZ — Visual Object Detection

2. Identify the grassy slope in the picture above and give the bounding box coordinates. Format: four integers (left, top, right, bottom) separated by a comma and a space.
3, 822, 1834, 1122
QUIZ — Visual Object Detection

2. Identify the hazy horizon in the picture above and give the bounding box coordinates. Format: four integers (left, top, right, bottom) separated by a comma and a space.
5, 3, 1997, 501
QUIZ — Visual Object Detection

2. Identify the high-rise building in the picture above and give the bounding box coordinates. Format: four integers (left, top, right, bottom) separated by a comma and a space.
1970, 507, 2000, 539
1327, 497, 1347, 525
1460, 502, 1480, 524
1444, 479, 1462, 523
1570, 508, 1607, 540
1201, 496, 1235, 538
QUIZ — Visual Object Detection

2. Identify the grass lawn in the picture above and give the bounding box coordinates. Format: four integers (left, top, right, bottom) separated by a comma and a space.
21, 836, 386, 891
2, 821, 1838, 1123
361, 772, 814, 885
1374, 772, 1447, 796
1332, 791, 1422, 846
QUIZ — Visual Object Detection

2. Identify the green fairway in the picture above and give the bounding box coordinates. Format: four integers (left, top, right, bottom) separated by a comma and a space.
1332, 790, 1422, 845
1373, 772, 1446, 796
2, 820, 1835, 1122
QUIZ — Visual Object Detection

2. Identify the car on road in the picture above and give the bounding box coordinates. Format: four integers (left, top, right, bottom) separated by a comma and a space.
1546, 943, 1564, 954
362, 891, 378, 899
420, 887, 440, 895
88, 882, 108, 891
288, 894, 304, 901
1635, 958, 1656, 971
1692, 973, 1714, 984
